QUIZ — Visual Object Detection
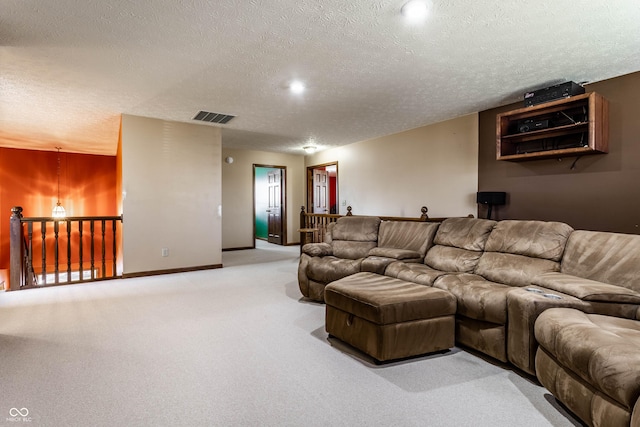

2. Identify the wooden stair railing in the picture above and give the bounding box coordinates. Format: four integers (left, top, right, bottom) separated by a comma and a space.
298, 206, 347, 248
9, 206, 123, 291
299, 205, 455, 246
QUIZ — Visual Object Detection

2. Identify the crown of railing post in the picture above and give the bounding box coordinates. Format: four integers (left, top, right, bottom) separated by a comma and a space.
346, 206, 352, 216
9, 207, 24, 291
420, 206, 429, 220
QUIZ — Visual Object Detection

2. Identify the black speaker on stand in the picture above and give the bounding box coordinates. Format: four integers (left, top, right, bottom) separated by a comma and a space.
477, 192, 506, 220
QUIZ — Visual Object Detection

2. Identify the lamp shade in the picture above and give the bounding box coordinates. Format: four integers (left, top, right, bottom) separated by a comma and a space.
52, 202, 66, 218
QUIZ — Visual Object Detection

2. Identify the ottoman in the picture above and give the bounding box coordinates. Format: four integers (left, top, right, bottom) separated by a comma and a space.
324, 272, 456, 362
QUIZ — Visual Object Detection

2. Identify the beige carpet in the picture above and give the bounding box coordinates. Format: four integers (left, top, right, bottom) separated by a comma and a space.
0, 241, 582, 426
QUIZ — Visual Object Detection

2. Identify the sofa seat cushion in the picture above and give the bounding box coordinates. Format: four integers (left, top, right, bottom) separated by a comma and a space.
324, 272, 456, 325
475, 252, 560, 288
533, 272, 640, 304
368, 247, 422, 260
434, 273, 512, 324
535, 308, 640, 410
385, 261, 448, 286
307, 256, 363, 284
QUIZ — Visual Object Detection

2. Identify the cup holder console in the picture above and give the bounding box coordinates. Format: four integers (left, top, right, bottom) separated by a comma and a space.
525, 288, 562, 299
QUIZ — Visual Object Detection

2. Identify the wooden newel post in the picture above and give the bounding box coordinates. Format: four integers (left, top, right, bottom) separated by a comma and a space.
420, 206, 429, 221
9, 206, 24, 291
300, 206, 306, 229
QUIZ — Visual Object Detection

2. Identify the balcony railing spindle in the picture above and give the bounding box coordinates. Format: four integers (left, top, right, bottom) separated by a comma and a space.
79, 220, 83, 282
101, 219, 106, 278
66, 220, 72, 282
41, 220, 47, 286
90, 221, 95, 280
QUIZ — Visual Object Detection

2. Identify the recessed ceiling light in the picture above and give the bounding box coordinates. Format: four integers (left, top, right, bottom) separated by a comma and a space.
303, 139, 317, 153
401, 0, 429, 22
290, 80, 306, 94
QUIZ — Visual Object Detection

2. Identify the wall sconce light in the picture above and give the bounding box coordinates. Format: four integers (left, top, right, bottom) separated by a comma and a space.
52, 147, 66, 218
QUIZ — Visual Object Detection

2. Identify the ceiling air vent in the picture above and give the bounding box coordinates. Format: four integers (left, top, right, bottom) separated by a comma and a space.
193, 110, 235, 124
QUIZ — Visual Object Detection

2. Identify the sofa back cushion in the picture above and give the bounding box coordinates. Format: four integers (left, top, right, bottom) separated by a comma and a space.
330, 216, 381, 259
483, 220, 573, 261
561, 230, 640, 292
324, 222, 335, 244
374, 221, 440, 258
331, 216, 381, 242
425, 246, 483, 273
425, 217, 496, 273
475, 220, 573, 287
433, 217, 497, 251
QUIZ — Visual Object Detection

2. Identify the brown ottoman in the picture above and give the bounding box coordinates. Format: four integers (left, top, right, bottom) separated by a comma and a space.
324, 272, 456, 362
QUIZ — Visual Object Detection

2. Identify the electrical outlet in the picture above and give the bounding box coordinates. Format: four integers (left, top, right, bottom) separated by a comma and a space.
341, 200, 347, 206
161, 248, 169, 257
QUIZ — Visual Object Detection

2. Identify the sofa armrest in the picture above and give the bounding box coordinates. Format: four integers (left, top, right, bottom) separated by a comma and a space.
532, 272, 640, 304
302, 242, 333, 257
368, 247, 422, 260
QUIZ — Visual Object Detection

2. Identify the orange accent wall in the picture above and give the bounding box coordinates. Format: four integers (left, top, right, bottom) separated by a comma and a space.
0, 147, 117, 287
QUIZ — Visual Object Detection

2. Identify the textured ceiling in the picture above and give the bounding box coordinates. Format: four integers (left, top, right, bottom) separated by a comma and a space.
2, 0, 639, 156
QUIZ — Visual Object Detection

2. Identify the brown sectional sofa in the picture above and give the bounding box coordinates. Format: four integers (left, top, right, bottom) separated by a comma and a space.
298, 215, 640, 427
298, 217, 439, 301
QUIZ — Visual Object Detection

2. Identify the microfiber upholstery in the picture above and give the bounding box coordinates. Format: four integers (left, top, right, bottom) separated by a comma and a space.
325, 272, 455, 325
560, 230, 640, 293
301, 242, 332, 257
512, 229, 640, 378
325, 272, 456, 361
371, 221, 439, 259
298, 216, 381, 302
535, 308, 640, 426
331, 216, 380, 242
385, 217, 496, 286
432, 217, 497, 251
425, 217, 496, 273
300, 215, 640, 427
475, 220, 573, 287
363, 221, 440, 274
532, 272, 640, 304
437, 219, 573, 363
482, 220, 574, 261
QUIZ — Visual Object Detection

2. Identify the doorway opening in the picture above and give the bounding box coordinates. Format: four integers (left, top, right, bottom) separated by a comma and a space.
254, 165, 287, 245
307, 162, 338, 214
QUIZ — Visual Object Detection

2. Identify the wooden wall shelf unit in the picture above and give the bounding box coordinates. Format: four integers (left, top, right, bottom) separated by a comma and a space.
496, 92, 609, 161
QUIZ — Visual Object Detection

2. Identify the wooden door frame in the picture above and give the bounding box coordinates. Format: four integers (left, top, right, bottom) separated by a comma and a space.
307, 162, 339, 214
253, 164, 287, 246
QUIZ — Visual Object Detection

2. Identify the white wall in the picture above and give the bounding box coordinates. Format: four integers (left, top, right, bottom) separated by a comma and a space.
306, 114, 479, 218
221, 148, 305, 249
121, 115, 222, 274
